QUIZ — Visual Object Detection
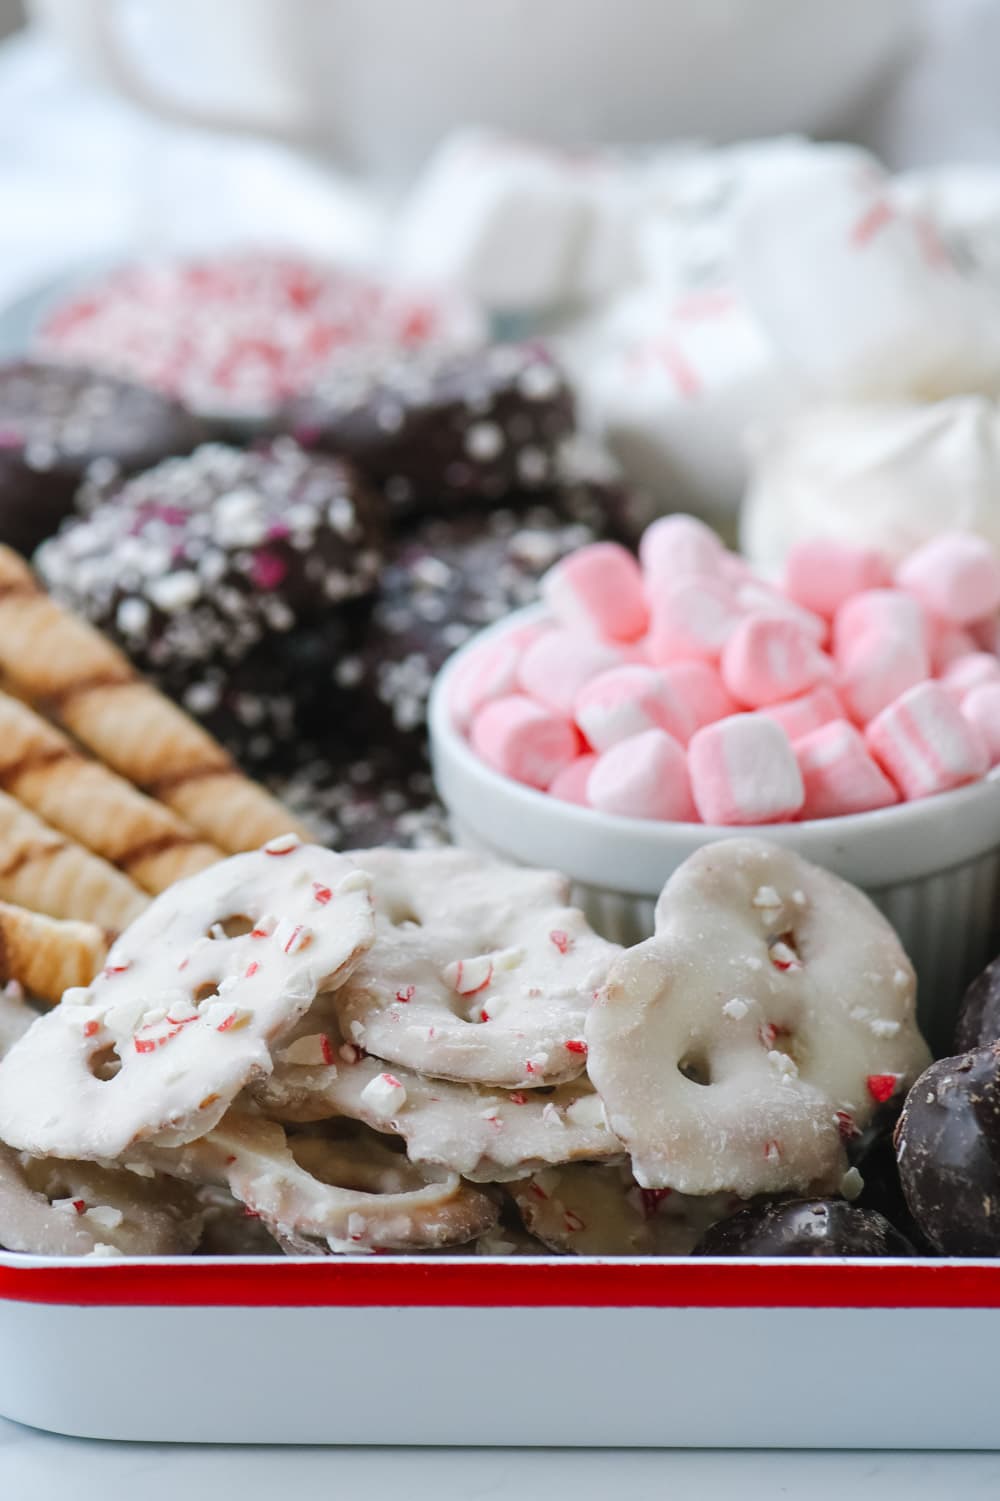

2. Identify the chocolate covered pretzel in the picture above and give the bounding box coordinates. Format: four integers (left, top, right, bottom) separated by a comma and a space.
334, 848, 619, 1088
256, 1000, 621, 1181
145, 1112, 498, 1254
288, 343, 574, 519
38, 440, 384, 684
586, 839, 931, 1199
509, 1163, 742, 1256
0, 1147, 203, 1258
0, 359, 204, 556
0, 837, 375, 1160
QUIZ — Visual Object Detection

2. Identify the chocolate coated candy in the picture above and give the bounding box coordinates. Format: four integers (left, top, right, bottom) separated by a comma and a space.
0, 360, 204, 555
692, 1198, 915, 1257
36, 440, 385, 682
288, 343, 575, 518
895, 1043, 1000, 1256
267, 742, 448, 852
954, 956, 1000, 1052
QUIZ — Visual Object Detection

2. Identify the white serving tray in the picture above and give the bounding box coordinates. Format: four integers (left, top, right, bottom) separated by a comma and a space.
1, 1253, 997, 1447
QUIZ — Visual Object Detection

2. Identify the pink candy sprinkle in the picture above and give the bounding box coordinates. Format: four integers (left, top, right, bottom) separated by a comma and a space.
83, 1020, 100, 1039
395, 986, 415, 1004
250, 550, 288, 591
866, 1073, 900, 1104
564, 1039, 588, 1055
549, 929, 570, 954
312, 884, 333, 906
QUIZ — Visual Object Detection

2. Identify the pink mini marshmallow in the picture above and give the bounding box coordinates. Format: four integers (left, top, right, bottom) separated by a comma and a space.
758, 683, 846, 741
659, 661, 737, 737
896, 531, 1000, 627
586, 729, 696, 822
640, 513, 726, 592
646, 576, 742, 664
721, 615, 832, 709
942, 652, 1000, 705
449, 636, 523, 732
962, 683, 1000, 767
688, 714, 805, 825
929, 621, 978, 674
866, 680, 988, 801
734, 581, 828, 646
833, 589, 928, 663
542, 542, 648, 642
470, 695, 580, 790
784, 539, 891, 620
517, 628, 622, 716
548, 754, 598, 806
795, 719, 900, 819
574, 665, 694, 751
837, 630, 929, 725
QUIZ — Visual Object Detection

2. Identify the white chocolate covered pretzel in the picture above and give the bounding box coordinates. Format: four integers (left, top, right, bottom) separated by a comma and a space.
509, 1162, 742, 1256
256, 1001, 622, 1182
0, 1146, 203, 1257
0, 837, 375, 1160
144, 1112, 498, 1254
586, 839, 931, 1198
334, 849, 618, 1087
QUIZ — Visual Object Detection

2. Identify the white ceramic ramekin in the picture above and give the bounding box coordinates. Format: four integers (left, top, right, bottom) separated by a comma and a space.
430, 607, 1000, 1051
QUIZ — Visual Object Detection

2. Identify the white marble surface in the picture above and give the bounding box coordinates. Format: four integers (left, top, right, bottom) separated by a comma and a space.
2, 1419, 1000, 1499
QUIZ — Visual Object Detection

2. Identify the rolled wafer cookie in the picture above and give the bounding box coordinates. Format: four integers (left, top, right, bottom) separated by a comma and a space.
0, 791, 147, 931
0, 546, 311, 852
0, 692, 222, 894
0, 901, 108, 1005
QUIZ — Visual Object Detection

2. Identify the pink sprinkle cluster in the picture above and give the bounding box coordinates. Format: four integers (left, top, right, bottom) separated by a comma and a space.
451, 516, 1000, 824
38, 252, 479, 417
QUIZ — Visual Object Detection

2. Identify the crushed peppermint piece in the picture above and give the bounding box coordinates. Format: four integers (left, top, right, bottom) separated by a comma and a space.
445, 955, 494, 995
359, 1072, 408, 1120
866, 1073, 900, 1104
279, 1033, 337, 1067
840, 1166, 864, 1200
752, 886, 783, 910
264, 833, 301, 856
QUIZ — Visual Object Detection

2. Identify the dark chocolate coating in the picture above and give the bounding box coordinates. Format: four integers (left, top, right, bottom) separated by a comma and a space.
955, 956, 1000, 1053
36, 439, 385, 682
691, 1198, 916, 1258
325, 495, 622, 756
0, 359, 204, 554
267, 741, 448, 852
895, 1044, 1000, 1256
286, 343, 576, 518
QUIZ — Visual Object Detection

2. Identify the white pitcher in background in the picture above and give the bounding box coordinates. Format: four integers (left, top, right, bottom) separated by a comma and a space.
28, 0, 913, 178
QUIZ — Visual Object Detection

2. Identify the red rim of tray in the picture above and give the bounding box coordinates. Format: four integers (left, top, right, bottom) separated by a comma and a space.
2, 1257, 1000, 1309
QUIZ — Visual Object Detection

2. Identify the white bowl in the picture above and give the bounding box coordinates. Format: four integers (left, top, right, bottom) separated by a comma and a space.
429, 607, 1000, 1051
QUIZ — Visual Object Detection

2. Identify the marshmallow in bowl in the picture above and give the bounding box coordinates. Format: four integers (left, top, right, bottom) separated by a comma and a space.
741, 397, 1000, 575
733, 154, 1000, 400
451, 514, 1000, 823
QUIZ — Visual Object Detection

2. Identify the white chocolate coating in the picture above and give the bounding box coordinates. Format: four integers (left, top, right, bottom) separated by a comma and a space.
256, 1001, 622, 1182
586, 838, 930, 1198
0, 1146, 202, 1258
335, 849, 619, 1087
143, 1113, 498, 1254
509, 1162, 742, 1256
0, 840, 375, 1160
